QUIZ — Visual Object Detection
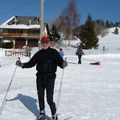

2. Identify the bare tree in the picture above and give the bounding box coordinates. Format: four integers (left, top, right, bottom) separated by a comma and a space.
53, 0, 80, 45
94, 19, 108, 37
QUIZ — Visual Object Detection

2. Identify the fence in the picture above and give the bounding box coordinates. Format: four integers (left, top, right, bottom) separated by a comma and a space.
5, 49, 31, 57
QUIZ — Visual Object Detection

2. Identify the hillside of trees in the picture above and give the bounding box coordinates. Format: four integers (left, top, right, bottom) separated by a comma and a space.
49, 0, 120, 49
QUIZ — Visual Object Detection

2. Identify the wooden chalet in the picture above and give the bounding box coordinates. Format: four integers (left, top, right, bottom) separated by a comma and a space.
0, 16, 48, 48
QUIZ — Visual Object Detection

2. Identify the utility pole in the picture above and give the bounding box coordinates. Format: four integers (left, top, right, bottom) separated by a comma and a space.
40, 0, 44, 38
39, 0, 44, 49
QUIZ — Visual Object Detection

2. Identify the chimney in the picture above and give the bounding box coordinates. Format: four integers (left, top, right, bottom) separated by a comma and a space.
28, 18, 32, 25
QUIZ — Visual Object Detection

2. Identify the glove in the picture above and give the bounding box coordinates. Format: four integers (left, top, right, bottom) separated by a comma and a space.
15, 60, 23, 68
76, 52, 78, 55
82, 52, 85, 55
63, 60, 68, 68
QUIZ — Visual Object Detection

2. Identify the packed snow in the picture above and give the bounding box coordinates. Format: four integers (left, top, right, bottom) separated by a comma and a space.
0, 28, 120, 120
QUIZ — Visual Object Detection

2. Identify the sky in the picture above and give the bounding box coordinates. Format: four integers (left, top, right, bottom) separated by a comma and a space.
0, 0, 120, 24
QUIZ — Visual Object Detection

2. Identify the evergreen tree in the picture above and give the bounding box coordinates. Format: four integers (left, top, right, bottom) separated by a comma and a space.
113, 27, 119, 35
79, 15, 99, 49
106, 20, 110, 28
49, 24, 60, 42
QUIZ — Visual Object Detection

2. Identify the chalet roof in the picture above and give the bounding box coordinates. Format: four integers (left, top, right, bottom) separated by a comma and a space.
3, 16, 40, 25
0, 16, 41, 29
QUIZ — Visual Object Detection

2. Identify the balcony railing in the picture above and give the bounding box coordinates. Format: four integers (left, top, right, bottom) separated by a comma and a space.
0, 33, 40, 38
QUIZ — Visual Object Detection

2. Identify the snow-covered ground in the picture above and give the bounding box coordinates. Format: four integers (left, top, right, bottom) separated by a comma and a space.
0, 28, 120, 120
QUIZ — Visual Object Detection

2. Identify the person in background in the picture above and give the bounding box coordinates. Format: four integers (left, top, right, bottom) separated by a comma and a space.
76, 45, 85, 64
15, 36, 68, 120
58, 48, 64, 58
103, 46, 105, 53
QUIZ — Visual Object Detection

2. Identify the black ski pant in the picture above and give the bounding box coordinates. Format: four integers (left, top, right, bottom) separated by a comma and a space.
78, 55, 82, 64
36, 73, 56, 115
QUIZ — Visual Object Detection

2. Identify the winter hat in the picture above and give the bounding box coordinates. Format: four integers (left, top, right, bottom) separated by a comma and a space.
40, 36, 50, 42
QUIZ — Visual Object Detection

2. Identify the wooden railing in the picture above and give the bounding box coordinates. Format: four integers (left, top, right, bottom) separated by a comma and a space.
0, 33, 40, 38
5, 49, 31, 57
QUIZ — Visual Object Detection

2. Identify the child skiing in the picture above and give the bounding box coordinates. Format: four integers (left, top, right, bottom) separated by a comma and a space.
58, 48, 64, 58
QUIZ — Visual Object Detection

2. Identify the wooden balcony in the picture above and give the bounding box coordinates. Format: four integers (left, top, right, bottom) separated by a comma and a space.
0, 33, 40, 38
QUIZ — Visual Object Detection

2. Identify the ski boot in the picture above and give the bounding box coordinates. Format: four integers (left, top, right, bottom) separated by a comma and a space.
52, 114, 58, 120
37, 110, 45, 120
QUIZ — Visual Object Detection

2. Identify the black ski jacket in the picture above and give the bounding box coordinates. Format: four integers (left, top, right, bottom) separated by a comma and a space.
22, 47, 64, 75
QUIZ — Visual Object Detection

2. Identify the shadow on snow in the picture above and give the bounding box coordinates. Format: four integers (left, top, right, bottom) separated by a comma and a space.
7, 94, 39, 117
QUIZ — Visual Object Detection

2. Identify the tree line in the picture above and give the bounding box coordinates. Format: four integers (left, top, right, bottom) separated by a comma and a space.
48, 0, 120, 49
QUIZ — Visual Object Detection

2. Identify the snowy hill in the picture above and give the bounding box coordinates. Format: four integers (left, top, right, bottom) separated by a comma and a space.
98, 27, 120, 53
0, 28, 120, 120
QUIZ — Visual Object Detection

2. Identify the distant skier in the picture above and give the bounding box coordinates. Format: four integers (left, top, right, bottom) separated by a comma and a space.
58, 48, 64, 58
15, 36, 68, 120
76, 45, 85, 64
102, 46, 105, 53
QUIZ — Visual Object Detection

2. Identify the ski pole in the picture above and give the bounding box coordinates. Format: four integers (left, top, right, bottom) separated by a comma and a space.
56, 58, 66, 117
0, 58, 19, 115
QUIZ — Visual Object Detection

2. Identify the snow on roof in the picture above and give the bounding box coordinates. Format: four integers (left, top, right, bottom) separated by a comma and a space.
28, 24, 40, 29
0, 16, 40, 29
0, 24, 40, 29
2, 40, 11, 43
2, 16, 15, 25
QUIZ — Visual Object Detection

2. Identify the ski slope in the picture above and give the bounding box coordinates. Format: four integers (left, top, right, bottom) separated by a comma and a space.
0, 28, 120, 120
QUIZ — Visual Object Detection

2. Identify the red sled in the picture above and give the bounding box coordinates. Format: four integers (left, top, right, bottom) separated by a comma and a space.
90, 61, 100, 65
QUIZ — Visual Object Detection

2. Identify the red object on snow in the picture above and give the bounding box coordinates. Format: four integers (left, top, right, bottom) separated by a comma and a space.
90, 61, 100, 65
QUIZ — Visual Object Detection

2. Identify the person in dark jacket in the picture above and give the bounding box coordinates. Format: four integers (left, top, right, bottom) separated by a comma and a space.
76, 45, 84, 64
16, 36, 68, 120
